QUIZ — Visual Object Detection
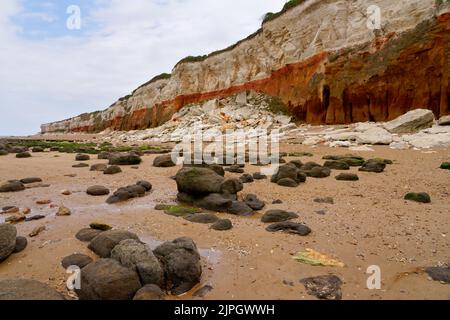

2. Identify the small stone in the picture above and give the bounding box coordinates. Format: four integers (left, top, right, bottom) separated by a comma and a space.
404, 192, 431, 203
300, 275, 343, 300
261, 210, 299, 223
335, 173, 359, 181
244, 194, 265, 211
61, 254, 93, 269
425, 267, 450, 284
277, 178, 299, 187
56, 206, 71, 216
86, 186, 110, 196
266, 222, 311, 236
314, 197, 334, 204
210, 219, 233, 231
252, 172, 267, 180
193, 284, 213, 298
29, 226, 46, 237
153, 154, 176, 167
440, 162, 450, 170
13, 236, 27, 253
61, 190, 71, 196
75, 154, 90, 161
5, 213, 26, 224
16, 152, 31, 158
89, 222, 112, 231
239, 174, 254, 184
90, 164, 108, 172
25, 215, 46, 222
184, 213, 219, 224
272, 199, 283, 204
20, 177, 42, 184
36, 200, 51, 205
104, 165, 122, 175
227, 201, 254, 216
0, 181, 25, 193
72, 163, 89, 168
75, 228, 103, 242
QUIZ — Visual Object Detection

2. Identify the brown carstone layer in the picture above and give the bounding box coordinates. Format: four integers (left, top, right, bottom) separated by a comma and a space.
63, 15, 450, 133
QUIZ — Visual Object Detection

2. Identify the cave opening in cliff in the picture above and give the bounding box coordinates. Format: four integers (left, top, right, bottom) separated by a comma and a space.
322, 85, 330, 121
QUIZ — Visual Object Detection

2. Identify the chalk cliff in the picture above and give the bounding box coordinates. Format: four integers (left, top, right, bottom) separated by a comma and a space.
41, 0, 450, 134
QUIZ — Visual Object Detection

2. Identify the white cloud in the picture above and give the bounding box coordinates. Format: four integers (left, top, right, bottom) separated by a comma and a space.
0, 0, 286, 135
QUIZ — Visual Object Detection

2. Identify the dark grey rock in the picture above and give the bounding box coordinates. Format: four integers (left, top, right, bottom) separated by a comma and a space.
0, 224, 17, 261
210, 219, 233, 231
13, 236, 27, 253
76, 258, 141, 300
133, 284, 165, 300
104, 165, 122, 175
227, 201, 254, 216
153, 154, 176, 167
61, 254, 93, 269
244, 194, 265, 211
0, 181, 25, 193
266, 222, 311, 236
76, 228, 103, 242
261, 210, 299, 223
153, 237, 202, 295
88, 230, 140, 258
86, 185, 110, 196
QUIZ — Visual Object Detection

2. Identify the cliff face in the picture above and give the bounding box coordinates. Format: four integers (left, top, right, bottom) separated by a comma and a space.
41, 0, 450, 134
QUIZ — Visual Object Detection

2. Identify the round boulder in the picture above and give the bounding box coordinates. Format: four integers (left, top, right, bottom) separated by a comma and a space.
88, 230, 140, 258
86, 185, 110, 196
0, 224, 17, 261
76, 259, 142, 300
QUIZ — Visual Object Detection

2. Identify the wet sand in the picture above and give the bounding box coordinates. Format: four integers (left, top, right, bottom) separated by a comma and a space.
0, 145, 449, 300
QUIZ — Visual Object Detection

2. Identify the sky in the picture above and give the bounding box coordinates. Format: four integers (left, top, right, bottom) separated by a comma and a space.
0, 0, 287, 136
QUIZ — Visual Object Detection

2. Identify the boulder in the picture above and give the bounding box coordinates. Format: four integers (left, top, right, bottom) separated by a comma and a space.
355, 127, 393, 145
109, 153, 142, 166
266, 222, 311, 236
0, 181, 25, 193
72, 163, 89, 168
0, 224, 17, 261
76, 259, 142, 300
227, 201, 254, 216
75, 154, 90, 161
253, 172, 267, 180
20, 177, 42, 184
323, 161, 350, 170
88, 230, 140, 258
76, 228, 103, 242
153, 237, 202, 295
90, 222, 112, 231
404, 192, 431, 203
306, 166, 331, 178
239, 174, 254, 184
271, 163, 306, 185
90, 164, 108, 172
61, 254, 93, 269
153, 154, 176, 167
104, 165, 122, 175
383, 109, 434, 134
31, 147, 44, 152
210, 219, 233, 231
176, 167, 224, 196
16, 152, 31, 158
194, 193, 232, 211
336, 173, 359, 181
0, 279, 64, 300
425, 267, 450, 284
137, 181, 152, 191
97, 152, 111, 160
440, 162, 450, 170
111, 239, 164, 286
183, 213, 219, 224
359, 159, 386, 173
133, 284, 165, 300
300, 275, 343, 300
220, 178, 243, 195
277, 178, 299, 187
86, 185, 110, 196
244, 194, 265, 211
261, 210, 299, 223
